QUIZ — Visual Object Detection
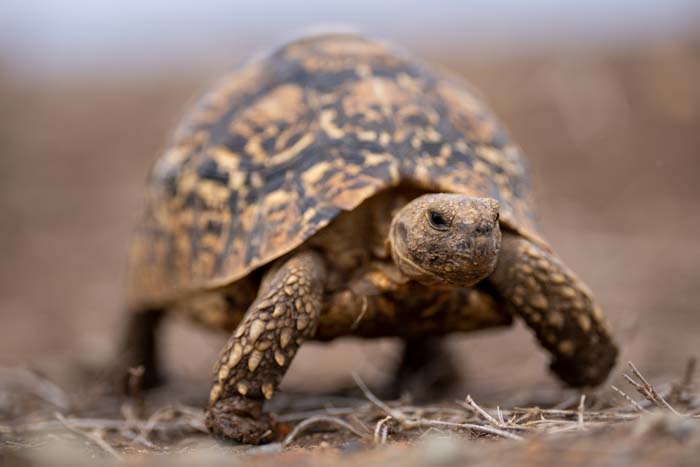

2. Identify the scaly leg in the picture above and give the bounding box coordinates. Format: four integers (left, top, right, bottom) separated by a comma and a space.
389, 336, 460, 401
490, 233, 618, 386
205, 250, 326, 444
115, 308, 164, 390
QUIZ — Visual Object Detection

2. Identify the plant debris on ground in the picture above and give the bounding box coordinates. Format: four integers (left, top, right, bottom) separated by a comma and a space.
1, 359, 698, 466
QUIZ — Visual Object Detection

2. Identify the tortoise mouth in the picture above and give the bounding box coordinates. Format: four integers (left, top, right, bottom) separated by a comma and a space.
390, 238, 494, 288
391, 245, 439, 282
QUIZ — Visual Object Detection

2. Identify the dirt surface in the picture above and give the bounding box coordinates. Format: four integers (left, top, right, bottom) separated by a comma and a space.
1, 35, 699, 464
1, 361, 699, 466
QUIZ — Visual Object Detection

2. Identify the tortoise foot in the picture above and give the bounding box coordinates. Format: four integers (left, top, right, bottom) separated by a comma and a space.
205, 398, 275, 444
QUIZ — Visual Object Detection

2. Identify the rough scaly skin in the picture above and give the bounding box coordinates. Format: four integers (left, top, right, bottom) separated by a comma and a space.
489, 233, 617, 386
388, 193, 501, 287
205, 250, 325, 443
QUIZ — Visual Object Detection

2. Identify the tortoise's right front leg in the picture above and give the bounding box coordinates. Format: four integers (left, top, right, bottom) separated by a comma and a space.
205, 250, 325, 444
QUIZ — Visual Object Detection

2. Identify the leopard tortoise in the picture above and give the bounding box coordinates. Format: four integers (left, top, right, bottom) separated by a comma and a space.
121, 33, 618, 444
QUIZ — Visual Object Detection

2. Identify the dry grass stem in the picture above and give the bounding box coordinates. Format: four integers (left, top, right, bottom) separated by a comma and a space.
406, 419, 524, 441
373, 416, 392, 444
277, 406, 362, 422
577, 394, 586, 429
351, 373, 404, 420
55, 412, 124, 461
462, 395, 502, 427
610, 385, 649, 413
0, 367, 71, 410
681, 357, 696, 388
624, 362, 683, 416
282, 415, 369, 447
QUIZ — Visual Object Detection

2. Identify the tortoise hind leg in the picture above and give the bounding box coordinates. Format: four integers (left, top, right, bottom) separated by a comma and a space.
115, 308, 165, 391
206, 250, 326, 444
386, 337, 460, 401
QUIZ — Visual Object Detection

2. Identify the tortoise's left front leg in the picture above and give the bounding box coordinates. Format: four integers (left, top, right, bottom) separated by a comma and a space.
489, 233, 618, 386
206, 250, 325, 444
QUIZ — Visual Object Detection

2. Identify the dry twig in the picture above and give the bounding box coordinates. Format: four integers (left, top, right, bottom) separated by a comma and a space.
373, 416, 392, 444
405, 419, 524, 441
0, 367, 70, 410
461, 395, 502, 427
624, 362, 683, 416
681, 357, 697, 388
352, 373, 404, 420
577, 394, 586, 430
54, 412, 123, 461
282, 415, 369, 447
610, 385, 649, 413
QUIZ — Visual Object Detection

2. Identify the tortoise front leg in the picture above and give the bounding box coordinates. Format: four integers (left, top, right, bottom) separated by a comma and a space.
489, 233, 618, 386
205, 250, 325, 444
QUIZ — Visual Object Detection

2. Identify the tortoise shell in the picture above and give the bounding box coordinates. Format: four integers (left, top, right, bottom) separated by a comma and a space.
127, 33, 544, 307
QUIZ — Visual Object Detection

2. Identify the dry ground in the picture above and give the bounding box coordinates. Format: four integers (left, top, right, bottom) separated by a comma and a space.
1, 35, 699, 465
0, 361, 699, 466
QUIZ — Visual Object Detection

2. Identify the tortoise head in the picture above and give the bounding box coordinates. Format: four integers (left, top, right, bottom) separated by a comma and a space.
388, 194, 501, 287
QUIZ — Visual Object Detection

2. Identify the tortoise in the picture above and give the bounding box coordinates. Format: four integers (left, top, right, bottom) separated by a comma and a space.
121, 33, 618, 444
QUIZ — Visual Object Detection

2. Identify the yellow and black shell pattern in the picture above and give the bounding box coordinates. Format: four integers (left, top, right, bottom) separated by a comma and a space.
128, 33, 544, 307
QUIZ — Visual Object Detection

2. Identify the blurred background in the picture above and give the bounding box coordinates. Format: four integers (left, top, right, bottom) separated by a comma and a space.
1, 1, 698, 400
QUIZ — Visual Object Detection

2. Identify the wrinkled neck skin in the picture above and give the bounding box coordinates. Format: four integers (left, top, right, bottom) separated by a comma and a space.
388, 193, 502, 288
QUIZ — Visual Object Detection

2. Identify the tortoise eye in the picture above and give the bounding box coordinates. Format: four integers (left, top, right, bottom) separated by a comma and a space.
427, 209, 450, 231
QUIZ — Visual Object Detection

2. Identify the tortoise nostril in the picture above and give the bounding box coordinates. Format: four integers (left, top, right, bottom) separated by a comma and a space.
475, 222, 494, 236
